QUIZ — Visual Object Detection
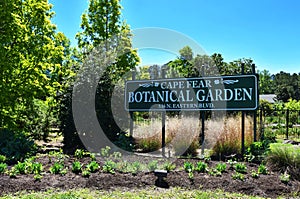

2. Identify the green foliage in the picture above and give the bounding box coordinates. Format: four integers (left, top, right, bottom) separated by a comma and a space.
215, 163, 227, 173
0, 0, 72, 135
147, 160, 158, 172
232, 172, 245, 181
74, 149, 87, 159
234, 163, 247, 174
257, 164, 268, 175
163, 161, 176, 172
136, 137, 161, 153
259, 70, 275, 94
274, 72, 300, 102
72, 161, 82, 174
280, 172, 290, 183
251, 170, 259, 178
0, 163, 7, 174
267, 143, 300, 180
0, 155, 6, 163
183, 161, 194, 173
0, 129, 37, 163
101, 146, 111, 157
8, 167, 18, 178
195, 162, 208, 173
246, 140, 272, 163
50, 162, 65, 175
34, 174, 43, 181
86, 161, 99, 173
130, 161, 142, 174
102, 160, 116, 174
82, 169, 91, 178
15, 161, 26, 174
208, 168, 222, 177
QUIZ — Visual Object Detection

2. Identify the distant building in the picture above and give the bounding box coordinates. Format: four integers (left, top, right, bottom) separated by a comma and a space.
260, 94, 276, 103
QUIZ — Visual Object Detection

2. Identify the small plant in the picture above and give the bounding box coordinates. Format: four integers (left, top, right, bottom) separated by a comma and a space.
234, 163, 247, 174
102, 160, 116, 174
110, 152, 122, 159
0, 163, 8, 174
251, 170, 259, 178
116, 161, 130, 173
86, 161, 99, 173
34, 174, 43, 181
280, 171, 290, 183
131, 161, 142, 174
15, 161, 26, 174
147, 160, 158, 172
8, 167, 18, 178
82, 169, 91, 178
195, 162, 208, 173
257, 164, 268, 175
74, 149, 85, 159
101, 146, 111, 157
60, 168, 68, 176
32, 162, 43, 174
227, 159, 237, 170
72, 161, 82, 174
90, 153, 96, 161
232, 172, 245, 181
50, 162, 64, 174
163, 161, 176, 172
188, 171, 194, 180
0, 155, 7, 163
216, 163, 227, 173
183, 161, 194, 173
208, 168, 222, 177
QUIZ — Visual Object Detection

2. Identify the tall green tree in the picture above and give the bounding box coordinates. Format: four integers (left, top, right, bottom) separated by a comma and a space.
258, 69, 275, 94
72, 0, 139, 145
0, 0, 71, 136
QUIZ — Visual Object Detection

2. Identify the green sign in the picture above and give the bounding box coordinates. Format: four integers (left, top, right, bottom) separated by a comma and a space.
125, 75, 258, 111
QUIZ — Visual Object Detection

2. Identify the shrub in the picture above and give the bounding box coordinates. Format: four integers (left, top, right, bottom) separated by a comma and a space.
50, 162, 65, 174
183, 161, 194, 173
0, 155, 6, 163
195, 162, 208, 173
257, 164, 268, 175
234, 163, 247, 174
251, 170, 259, 178
15, 161, 26, 174
135, 136, 161, 153
0, 129, 37, 163
82, 169, 91, 178
267, 143, 300, 180
216, 163, 227, 173
0, 163, 7, 174
72, 161, 82, 174
101, 146, 111, 157
86, 161, 99, 173
163, 161, 176, 172
74, 149, 85, 159
147, 160, 158, 172
232, 172, 245, 181
102, 160, 116, 174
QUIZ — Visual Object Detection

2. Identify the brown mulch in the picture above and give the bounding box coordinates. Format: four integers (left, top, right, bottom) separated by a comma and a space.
0, 156, 299, 198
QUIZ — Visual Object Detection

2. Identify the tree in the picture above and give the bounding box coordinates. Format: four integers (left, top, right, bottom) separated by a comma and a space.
258, 69, 275, 94
67, 0, 139, 150
0, 0, 71, 137
179, 46, 193, 61
274, 72, 300, 102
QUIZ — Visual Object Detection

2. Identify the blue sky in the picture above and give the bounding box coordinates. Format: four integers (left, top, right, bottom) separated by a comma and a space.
49, 0, 300, 74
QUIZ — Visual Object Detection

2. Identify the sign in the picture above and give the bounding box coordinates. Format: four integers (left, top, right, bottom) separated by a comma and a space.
125, 75, 258, 111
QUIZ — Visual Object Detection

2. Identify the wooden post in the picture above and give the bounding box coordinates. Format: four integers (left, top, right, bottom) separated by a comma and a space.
161, 68, 166, 157
129, 69, 136, 137
201, 64, 205, 156
241, 63, 245, 155
286, 109, 289, 139
252, 64, 257, 142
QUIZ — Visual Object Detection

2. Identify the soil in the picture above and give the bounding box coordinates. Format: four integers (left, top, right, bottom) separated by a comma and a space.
0, 155, 299, 198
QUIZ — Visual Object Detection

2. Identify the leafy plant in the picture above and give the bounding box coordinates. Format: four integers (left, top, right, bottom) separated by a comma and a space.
208, 169, 222, 177
8, 167, 18, 178
74, 149, 85, 159
232, 172, 245, 181
163, 161, 176, 172
195, 162, 208, 173
147, 160, 158, 172
50, 162, 65, 174
86, 161, 99, 173
251, 170, 259, 178
234, 163, 247, 174
227, 159, 237, 170
257, 164, 268, 175
183, 161, 194, 173
15, 161, 26, 174
188, 171, 194, 180
110, 152, 122, 159
130, 161, 142, 174
280, 172, 290, 183
82, 169, 91, 178
72, 161, 82, 174
34, 174, 43, 181
101, 146, 111, 157
216, 163, 227, 173
0, 163, 7, 174
0, 129, 37, 163
0, 155, 6, 163
102, 160, 116, 174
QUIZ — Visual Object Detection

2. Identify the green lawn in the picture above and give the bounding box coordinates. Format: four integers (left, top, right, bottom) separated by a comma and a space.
0, 188, 271, 199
